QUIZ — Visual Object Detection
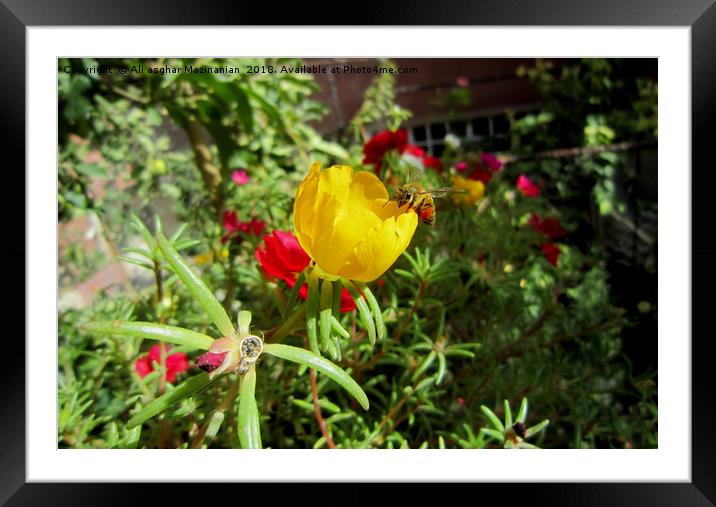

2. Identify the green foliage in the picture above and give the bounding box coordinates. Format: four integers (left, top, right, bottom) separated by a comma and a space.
349, 59, 412, 141
58, 58, 657, 449
511, 58, 658, 216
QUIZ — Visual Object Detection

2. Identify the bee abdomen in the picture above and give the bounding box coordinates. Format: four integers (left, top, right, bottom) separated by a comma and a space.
419, 206, 435, 225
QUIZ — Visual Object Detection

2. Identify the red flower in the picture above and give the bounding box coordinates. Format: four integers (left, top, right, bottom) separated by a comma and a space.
422, 155, 443, 172
222, 211, 266, 243
401, 144, 425, 158
363, 129, 444, 173
363, 129, 408, 166
134, 344, 189, 383
480, 152, 503, 172
256, 230, 356, 313
529, 214, 567, 240
240, 217, 267, 236
256, 230, 311, 285
461, 153, 502, 183
540, 243, 561, 267
401, 144, 443, 173
516, 174, 541, 197
468, 166, 493, 184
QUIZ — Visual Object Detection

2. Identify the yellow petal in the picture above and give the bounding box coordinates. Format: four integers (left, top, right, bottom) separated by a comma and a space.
293, 163, 418, 282
342, 203, 418, 281
293, 162, 321, 259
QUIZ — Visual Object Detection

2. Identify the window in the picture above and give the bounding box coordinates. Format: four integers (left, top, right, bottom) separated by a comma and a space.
406, 112, 515, 155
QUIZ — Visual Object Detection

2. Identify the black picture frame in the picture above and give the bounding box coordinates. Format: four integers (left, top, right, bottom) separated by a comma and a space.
4, 1, 714, 504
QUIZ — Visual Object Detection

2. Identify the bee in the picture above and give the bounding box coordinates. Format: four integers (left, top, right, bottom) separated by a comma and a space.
386, 178, 462, 225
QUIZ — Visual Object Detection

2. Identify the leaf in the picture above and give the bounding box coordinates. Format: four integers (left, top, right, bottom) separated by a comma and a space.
480, 405, 505, 432
263, 343, 369, 410
355, 283, 384, 341
412, 351, 436, 380
205, 411, 225, 441
504, 399, 513, 429
169, 223, 188, 243
319, 279, 333, 352
194, 99, 237, 169
516, 398, 529, 423
244, 85, 283, 128
174, 239, 201, 251
312, 139, 349, 160
444, 348, 476, 359
74, 163, 107, 178
116, 255, 154, 271
330, 316, 350, 339
233, 85, 254, 132
481, 427, 505, 442
82, 321, 214, 350
305, 273, 320, 354
156, 231, 235, 337
237, 310, 252, 336
525, 419, 550, 439
124, 424, 142, 448
130, 214, 156, 251
237, 365, 261, 449
126, 373, 213, 429
435, 353, 447, 385
342, 280, 376, 345
122, 247, 153, 260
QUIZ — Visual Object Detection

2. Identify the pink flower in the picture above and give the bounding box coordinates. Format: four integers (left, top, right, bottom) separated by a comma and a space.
516, 175, 541, 197
480, 152, 503, 172
231, 170, 250, 185
456, 76, 470, 88
541, 243, 561, 267
134, 344, 189, 383
455, 161, 468, 172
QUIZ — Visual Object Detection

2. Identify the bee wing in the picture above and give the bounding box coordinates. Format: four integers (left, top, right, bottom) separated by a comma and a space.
419, 187, 466, 198
406, 165, 423, 185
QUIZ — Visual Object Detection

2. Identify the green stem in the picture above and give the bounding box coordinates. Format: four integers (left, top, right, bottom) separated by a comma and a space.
237, 366, 262, 449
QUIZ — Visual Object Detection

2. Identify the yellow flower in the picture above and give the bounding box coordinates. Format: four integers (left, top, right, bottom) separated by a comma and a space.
293, 162, 418, 282
194, 251, 214, 266
194, 249, 228, 266
451, 175, 485, 205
